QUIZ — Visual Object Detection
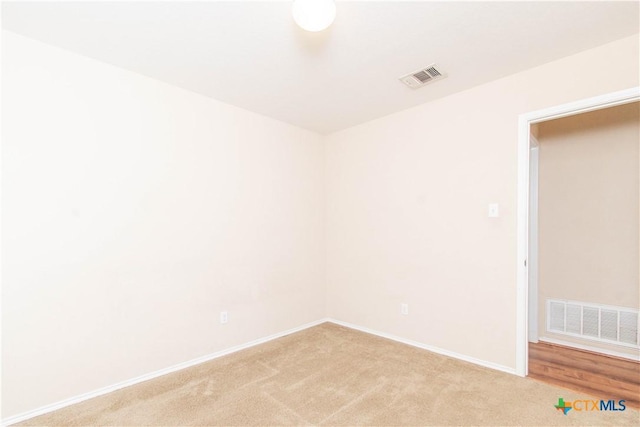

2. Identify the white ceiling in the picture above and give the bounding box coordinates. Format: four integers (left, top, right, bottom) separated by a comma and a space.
3, 1, 639, 134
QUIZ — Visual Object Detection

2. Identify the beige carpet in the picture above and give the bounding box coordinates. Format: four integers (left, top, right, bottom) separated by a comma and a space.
18, 323, 640, 426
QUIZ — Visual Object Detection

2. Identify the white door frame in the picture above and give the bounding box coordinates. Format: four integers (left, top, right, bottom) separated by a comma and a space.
528, 141, 539, 344
515, 86, 640, 377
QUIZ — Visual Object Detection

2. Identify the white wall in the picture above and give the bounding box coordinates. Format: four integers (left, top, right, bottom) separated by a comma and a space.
1, 31, 325, 417
3, 27, 640, 421
325, 34, 640, 371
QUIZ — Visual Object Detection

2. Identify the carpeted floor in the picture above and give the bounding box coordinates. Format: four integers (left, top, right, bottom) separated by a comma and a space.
17, 323, 640, 426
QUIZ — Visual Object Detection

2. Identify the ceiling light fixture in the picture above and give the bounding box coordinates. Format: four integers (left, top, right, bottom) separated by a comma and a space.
292, 0, 336, 32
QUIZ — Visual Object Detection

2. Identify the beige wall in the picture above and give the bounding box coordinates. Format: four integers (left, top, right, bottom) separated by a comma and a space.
325, 34, 640, 370
3, 28, 640, 420
537, 102, 639, 355
1, 31, 325, 417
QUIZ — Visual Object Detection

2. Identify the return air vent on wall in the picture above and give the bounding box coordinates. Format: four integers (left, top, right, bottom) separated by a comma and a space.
547, 299, 640, 349
399, 64, 446, 89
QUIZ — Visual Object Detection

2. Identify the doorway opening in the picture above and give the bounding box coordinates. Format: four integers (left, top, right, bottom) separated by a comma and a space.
516, 87, 640, 380
524, 100, 640, 407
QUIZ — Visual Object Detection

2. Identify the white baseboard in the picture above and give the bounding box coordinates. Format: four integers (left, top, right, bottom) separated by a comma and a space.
1, 318, 330, 427
539, 336, 640, 361
327, 318, 517, 376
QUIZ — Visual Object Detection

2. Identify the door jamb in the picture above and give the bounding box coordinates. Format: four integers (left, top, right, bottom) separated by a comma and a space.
515, 86, 640, 377
528, 140, 539, 344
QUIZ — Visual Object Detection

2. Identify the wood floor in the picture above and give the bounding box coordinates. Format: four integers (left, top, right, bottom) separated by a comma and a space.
528, 341, 640, 409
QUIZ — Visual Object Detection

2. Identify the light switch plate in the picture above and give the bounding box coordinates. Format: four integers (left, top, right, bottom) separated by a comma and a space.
488, 203, 499, 218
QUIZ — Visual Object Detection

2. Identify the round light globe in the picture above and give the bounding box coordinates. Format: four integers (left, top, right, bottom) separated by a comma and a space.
292, 0, 336, 32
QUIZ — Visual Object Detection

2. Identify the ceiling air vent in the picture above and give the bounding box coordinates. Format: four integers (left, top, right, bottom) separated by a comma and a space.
400, 64, 446, 89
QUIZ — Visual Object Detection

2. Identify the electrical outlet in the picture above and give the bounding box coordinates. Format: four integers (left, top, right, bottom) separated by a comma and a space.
401, 303, 409, 315
220, 311, 228, 324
